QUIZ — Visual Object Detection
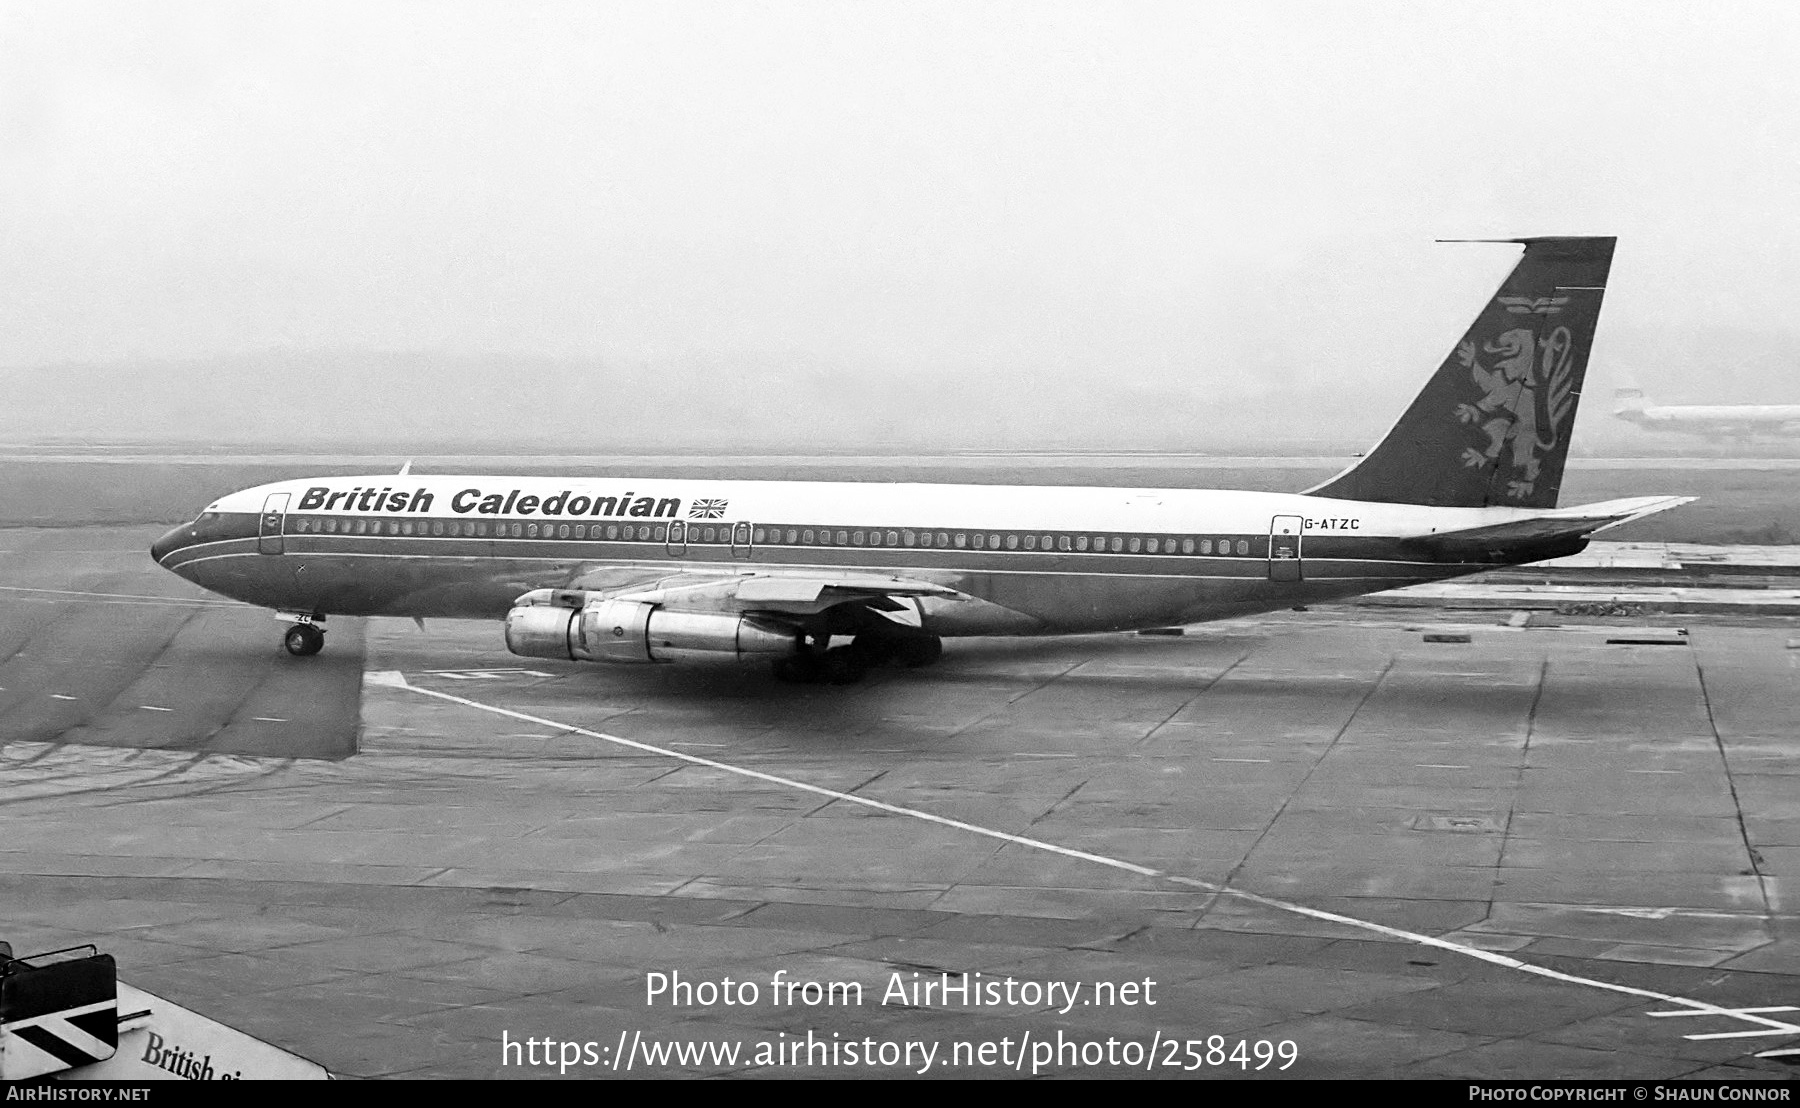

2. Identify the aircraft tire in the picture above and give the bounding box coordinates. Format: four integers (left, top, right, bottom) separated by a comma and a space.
822, 647, 868, 685
284, 624, 325, 657
772, 655, 818, 684
895, 635, 943, 668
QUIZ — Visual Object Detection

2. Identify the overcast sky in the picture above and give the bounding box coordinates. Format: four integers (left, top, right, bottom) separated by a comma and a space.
4, 1, 1798, 444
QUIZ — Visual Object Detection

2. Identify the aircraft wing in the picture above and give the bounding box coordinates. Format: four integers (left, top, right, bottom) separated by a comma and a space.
556, 569, 960, 616
1408, 495, 1694, 556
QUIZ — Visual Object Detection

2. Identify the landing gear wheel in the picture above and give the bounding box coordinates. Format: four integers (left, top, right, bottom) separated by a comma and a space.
284, 623, 325, 657
822, 646, 868, 685
894, 635, 943, 668
773, 649, 868, 685
772, 656, 816, 683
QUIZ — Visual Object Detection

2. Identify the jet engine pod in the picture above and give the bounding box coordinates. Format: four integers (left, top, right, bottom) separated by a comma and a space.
507, 595, 802, 664
504, 603, 581, 660
577, 598, 658, 663
641, 608, 803, 663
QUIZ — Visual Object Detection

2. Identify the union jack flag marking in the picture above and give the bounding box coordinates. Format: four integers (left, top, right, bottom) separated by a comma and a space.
688, 499, 730, 519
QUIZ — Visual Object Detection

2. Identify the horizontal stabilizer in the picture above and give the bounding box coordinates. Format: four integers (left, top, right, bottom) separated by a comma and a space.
1410, 496, 1693, 555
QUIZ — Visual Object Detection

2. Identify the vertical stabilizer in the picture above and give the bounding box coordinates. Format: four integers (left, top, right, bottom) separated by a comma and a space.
1307, 237, 1615, 508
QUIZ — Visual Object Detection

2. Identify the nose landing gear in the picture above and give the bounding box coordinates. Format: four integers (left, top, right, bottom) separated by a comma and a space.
282, 621, 325, 656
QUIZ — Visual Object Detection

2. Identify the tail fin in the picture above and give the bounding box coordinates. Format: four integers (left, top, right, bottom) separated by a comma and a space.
1306, 236, 1615, 509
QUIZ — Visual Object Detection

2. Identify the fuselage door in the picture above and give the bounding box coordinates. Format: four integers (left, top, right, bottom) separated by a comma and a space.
258, 493, 291, 555
666, 519, 688, 557
730, 521, 754, 559
1268, 514, 1303, 581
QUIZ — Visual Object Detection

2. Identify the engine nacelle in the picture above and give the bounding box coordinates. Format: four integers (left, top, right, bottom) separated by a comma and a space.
505, 594, 801, 664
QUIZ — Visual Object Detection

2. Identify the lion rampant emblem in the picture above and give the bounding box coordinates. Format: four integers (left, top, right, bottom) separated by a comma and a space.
1453, 324, 1576, 500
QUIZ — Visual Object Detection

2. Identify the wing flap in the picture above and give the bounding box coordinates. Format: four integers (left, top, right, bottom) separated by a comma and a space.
1409, 495, 1694, 555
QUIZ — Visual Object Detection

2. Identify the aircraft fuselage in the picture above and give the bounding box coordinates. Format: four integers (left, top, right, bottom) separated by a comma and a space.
151, 474, 1582, 636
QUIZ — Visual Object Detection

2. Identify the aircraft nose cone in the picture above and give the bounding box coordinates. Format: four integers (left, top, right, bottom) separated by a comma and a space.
150, 525, 189, 564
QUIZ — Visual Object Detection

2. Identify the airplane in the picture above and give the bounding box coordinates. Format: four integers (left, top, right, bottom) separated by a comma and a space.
152, 236, 1689, 684
1612, 386, 1800, 440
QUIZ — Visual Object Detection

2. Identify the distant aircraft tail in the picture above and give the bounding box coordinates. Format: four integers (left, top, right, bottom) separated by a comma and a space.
1612, 386, 1649, 421
1306, 236, 1615, 509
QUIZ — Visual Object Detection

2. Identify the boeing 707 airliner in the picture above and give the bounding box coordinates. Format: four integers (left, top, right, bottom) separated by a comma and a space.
152, 237, 1687, 682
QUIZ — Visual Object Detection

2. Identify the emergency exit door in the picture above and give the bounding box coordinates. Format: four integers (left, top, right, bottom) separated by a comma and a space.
258, 493, 290, 555
1268, 515, 1303, 581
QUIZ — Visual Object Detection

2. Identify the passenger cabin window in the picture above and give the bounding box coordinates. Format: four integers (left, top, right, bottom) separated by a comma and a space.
1022, 534, 1036, 550
1236, 539, 1249, 555
1058, 535, 1071, 552
1128, 537, 1141, 553
1146, 538, 1159, 553
1005, 534, 1019, 550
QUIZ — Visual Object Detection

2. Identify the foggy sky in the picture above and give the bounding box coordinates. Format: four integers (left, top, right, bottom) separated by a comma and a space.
4, 1, 1799, 447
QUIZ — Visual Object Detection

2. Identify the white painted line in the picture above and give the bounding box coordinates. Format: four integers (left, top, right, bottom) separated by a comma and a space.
1627, 769, 1684, 775
251, 717, 288, 723
50, 694, 76, 701
0, 584, 232, 606
386, 672, 1800, 1045
1682, 1028, 1800, 1041
1212, 757, 1271, 763
1649, 1007, 1799, 1018
1416, 764, 1470, 770
140, 705, 173, 712
1755, 1047, 1800, 1059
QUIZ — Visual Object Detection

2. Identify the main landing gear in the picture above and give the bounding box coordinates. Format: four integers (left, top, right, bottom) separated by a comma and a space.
771, 634, 943, 685
283, 622, 325, 657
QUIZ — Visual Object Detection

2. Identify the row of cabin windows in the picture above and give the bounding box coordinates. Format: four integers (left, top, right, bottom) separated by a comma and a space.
293, 516, 672, 541
750, 528, 1251, 556
289, 515, 1255, 555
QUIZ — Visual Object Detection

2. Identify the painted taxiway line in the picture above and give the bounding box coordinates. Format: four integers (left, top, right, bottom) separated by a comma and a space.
0, 584, 239, 606
371, 669, 1800, 1047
